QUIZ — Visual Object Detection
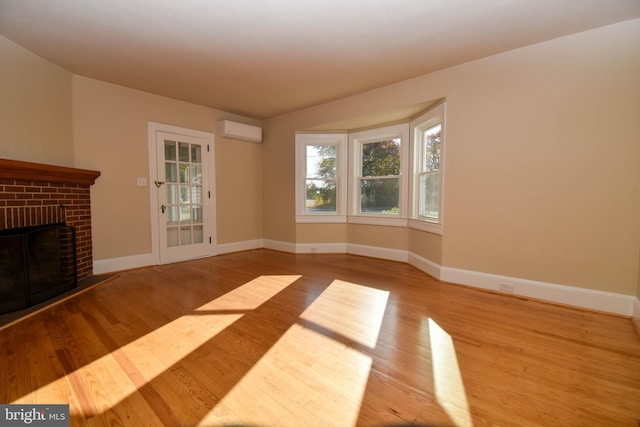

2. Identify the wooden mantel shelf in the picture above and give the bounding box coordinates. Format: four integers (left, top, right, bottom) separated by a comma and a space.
0, 158, 100, 186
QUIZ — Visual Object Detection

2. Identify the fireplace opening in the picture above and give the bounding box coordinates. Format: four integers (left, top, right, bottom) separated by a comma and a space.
0, 223, 77, 315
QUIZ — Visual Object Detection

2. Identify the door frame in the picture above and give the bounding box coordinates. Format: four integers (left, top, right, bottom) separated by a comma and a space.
148, 122, 217, 265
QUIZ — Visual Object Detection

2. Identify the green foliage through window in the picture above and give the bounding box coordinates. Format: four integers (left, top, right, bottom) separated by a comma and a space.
306, 145, 337, 212
360, 139, 401, 214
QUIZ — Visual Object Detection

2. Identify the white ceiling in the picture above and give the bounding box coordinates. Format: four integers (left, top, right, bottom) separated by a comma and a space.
1, 0, 639, 119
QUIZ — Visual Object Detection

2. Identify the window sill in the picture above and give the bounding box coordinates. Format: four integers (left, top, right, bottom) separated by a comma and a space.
408, 219, 443, 235
348, 215, 408, 227
295, 215, 442, 233
296, 214, 347, 224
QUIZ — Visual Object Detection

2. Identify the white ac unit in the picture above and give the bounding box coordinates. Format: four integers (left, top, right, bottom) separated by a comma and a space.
218, 120, 262, 143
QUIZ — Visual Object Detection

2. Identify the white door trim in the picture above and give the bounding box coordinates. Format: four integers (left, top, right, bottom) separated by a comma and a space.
148, 122, 217, 265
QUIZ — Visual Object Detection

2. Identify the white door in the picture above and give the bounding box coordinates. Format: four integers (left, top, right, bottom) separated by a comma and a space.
149, 124, 216, 264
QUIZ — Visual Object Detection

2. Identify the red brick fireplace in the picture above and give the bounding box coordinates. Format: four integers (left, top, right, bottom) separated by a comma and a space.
0, 158, 100, 280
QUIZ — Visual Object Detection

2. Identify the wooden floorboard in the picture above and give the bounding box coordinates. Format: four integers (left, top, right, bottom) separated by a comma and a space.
0, 274, 117, 329
1, 249, 639, 426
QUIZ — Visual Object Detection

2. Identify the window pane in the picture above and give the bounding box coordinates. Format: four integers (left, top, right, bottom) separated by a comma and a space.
362, 139, 400, 177
164, 141, 177, 161
419, 172, 439, 219
166, 184, 179, 204
179, 142, 190, 162
180, 205, 191, 222
191, 145, 202, 164
179, 164, 190, 183
180, 185, 190, 203
193, 225, 204, 244
180, 226, 192, 245
423, 124, 442, 172
191, 186, 202, 204
306, 145, 336, 179
167, 227, 179, 247
165, 163, 177, 183
167, 206, 179, 226
192, 206, 203, 224
305, 179, 336, 212
191, 165, 202, 184
360, 178, 399, 214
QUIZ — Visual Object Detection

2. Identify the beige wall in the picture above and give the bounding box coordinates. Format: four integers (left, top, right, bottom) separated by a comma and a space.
216, 137, 263, 245
0, 36, 74, 166
348, 224, 408, 251
637, 252, 640, 300
72, 76, 263, 261
636, 168, 640, 302
262, 121, 297, 243
264, 20, 640, 295
3, 21, 639, 297
296, 223, 347, 244
439, 21, 639, 294
409, 230, 443, 266
296, 224, 442, 264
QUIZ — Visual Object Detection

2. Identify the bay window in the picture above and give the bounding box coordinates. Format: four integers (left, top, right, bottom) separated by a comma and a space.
349, 124, 409, 226
295, 133, 347, 223
410, 101, 445, 234
295, 100, 445, 231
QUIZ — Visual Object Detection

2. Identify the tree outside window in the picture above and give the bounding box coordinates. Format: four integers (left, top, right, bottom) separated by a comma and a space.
419, 124, 441, 219
360, 139, 401, 214
305, 145, 337, 212
411, 101, 445, 232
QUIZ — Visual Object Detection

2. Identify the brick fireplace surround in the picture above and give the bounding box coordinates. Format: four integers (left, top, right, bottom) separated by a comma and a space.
0, 158, 100, 280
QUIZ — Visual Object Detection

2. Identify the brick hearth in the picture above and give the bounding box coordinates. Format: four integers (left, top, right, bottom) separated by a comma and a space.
0, 159, 100, 280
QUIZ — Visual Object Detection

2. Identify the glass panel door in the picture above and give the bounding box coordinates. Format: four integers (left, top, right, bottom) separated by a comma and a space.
155, 131, 212, 264
164, 140, 204, 247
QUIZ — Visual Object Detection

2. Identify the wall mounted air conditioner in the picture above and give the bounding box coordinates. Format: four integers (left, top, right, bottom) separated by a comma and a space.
218, 120, 262, 143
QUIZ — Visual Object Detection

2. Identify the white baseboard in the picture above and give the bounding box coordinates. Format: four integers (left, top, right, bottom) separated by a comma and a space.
347, 243, 408, 263
263, 239, 297, 253
93, 253, 153, 275
93, 239, 267, 275
217, 239, 264, 255
92, 240, 637, 317
632, 298, 640, 335
227, 241, 639, 317
241, 239, 408, 263
93, 239, 264, 274
275, 240, 408, 264
296, 242, 348, 254
408, 252, 441, 280
440, 266, 636, 316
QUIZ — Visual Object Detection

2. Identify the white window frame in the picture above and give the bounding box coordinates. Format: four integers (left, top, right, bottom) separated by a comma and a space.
295, 133, 348, 223
409, 101, 446, 234
348, 123, 409, 227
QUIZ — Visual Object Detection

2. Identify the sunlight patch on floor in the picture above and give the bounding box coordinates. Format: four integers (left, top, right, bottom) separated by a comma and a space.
195, 275, 302, 312
428, 318, 473, 427
20, 275, 301, 419
202, 279, 389, 426
202, 324, 372, 427
300, 279, 389, 348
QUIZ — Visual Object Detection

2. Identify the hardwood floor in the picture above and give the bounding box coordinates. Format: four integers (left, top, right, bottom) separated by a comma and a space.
1, 249, 639, 426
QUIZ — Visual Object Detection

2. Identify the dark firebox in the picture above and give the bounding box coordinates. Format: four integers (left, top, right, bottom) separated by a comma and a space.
0, 224, 77, 314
